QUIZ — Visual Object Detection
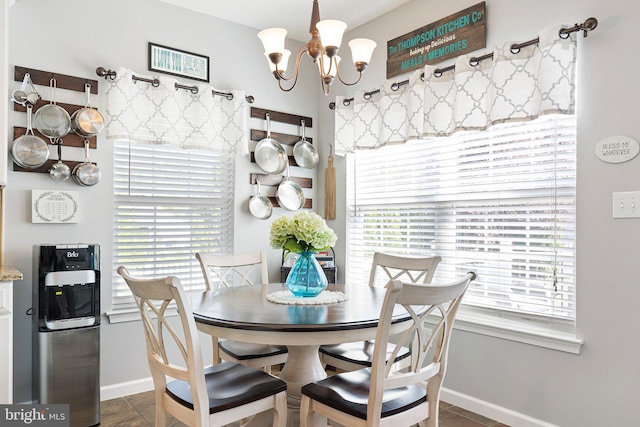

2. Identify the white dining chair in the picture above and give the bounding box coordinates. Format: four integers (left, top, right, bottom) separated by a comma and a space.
320, 252, 442, 372
117, 266, 287, 427
300, 272, 476, 427
195, 251, 288, 372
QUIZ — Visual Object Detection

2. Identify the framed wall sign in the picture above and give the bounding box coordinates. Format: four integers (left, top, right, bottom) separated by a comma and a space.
386, 2, 486, 78
148, 42, 210, 82
32, 190, 79, 223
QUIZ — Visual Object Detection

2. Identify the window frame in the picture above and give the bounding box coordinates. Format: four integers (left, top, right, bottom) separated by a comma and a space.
108, 140, 234, 322
345, 115, 583, 353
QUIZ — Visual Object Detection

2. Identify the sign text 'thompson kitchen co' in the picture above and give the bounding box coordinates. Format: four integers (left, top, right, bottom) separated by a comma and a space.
386, 2, 486, 79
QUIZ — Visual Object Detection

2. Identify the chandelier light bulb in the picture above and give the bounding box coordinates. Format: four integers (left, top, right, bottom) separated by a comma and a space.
266, 49, 291, 74
316, 19, 347, 51
258, 28, 287, 55
349, 38, 377, 67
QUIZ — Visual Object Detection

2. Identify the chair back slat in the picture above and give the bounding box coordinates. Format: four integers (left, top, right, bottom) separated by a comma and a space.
369, 252, 442, 288
196, 251, 268, 290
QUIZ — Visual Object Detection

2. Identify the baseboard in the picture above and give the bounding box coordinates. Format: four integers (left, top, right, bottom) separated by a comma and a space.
440, 387, 558, 427
100, 377, 154, 401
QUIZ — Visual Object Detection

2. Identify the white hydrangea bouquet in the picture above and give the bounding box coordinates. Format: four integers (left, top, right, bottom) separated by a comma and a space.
270, 211, 337, 255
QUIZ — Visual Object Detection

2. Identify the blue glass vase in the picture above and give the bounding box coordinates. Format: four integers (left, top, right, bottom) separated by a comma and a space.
285, 251, 328, 297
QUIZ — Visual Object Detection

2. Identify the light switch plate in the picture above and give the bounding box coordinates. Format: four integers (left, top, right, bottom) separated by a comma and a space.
612, 191, 640, 218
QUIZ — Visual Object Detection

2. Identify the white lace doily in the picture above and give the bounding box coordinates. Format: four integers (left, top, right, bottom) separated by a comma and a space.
267, 290, 347, 305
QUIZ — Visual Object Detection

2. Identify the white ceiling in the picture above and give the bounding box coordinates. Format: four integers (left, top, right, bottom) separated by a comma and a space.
159, 0, 412, 42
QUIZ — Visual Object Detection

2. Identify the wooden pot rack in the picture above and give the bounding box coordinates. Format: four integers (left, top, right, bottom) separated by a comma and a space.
249, 107, 315, 209
12, 66, 100, 174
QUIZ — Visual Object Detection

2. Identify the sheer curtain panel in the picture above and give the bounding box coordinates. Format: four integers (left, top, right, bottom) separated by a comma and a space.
334, 26, 577, 155
104, 67, 248, 154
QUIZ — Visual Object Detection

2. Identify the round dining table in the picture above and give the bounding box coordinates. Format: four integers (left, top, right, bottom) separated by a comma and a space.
190, 282, 412, 426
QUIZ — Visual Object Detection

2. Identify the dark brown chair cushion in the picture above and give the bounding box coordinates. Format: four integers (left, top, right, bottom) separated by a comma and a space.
166, 362, 287, 414
301, 368, 426, 419
319, 341, 410, 367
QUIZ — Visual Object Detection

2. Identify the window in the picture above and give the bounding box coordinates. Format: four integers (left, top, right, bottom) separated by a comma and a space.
346, 115, 576, 323
112, 140, 234, 312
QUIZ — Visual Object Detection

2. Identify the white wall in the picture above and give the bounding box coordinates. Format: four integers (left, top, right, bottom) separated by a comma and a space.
318, 0, 640, 426
6, 0, 640, 425
5, 0, 318, 403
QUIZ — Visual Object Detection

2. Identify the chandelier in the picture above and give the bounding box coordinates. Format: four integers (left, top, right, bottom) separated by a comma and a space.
258, 0, 377, 95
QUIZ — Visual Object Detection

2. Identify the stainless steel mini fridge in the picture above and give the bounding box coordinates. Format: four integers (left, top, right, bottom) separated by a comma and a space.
33, 244, 100, 427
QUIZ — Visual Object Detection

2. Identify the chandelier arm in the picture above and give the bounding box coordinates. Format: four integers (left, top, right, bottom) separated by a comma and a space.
276, 46, 308, 91
335, 63, 363, 86
275, 45, 308, 82
277, 76, 298, 92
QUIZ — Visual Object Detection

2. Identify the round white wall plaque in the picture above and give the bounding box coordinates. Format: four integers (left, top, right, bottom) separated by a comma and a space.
595, 136, 640, 164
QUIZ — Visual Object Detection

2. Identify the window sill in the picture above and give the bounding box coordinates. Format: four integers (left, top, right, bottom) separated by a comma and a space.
448, 307, 584, 354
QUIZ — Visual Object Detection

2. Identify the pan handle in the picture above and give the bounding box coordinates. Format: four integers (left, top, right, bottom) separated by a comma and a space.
84, 83, 92, 108
266, 112, 272, 138
83, 139, 91, 163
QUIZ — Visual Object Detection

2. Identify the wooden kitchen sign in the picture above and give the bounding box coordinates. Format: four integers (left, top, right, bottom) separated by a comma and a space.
386, 2, 486, 78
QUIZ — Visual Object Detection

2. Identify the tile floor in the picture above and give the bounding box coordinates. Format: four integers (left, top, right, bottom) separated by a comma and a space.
100, 389, 509, 426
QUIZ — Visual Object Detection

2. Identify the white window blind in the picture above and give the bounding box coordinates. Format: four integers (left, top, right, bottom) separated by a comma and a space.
112, 140, 234, 310
346, 114, 576, 321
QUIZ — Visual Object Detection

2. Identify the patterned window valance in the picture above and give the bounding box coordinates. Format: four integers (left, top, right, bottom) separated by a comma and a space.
104, 67, 248, 154
334, 26, 577, 156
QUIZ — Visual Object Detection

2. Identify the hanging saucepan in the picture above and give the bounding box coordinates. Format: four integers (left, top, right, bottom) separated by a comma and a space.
254, 112, 287, 175
249, 178, 273, 220
49, 139, 71, 181
276, 164, 305, 211
292, 119, 319, 169
71, 83, 104, 137
72, 140, 101, 186
33, 77, 71, 139
10, 104, 50, 169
